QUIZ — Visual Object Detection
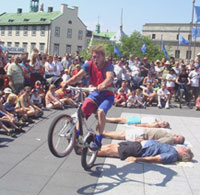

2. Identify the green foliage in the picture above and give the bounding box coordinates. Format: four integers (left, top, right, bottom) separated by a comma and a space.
80, 31, 169, 61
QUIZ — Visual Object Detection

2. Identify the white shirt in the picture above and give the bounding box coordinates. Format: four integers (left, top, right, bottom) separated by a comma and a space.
166, 74, 176, 87
114, 64, 123, 80
45, 62, 56, 76
157, 88, 170, 99
54, 61, 64, 77
189, 70, 200, 87
62, 73, 70, 82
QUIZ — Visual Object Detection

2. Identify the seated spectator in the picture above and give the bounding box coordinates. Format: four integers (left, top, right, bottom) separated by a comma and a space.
55, 86, 78, 107
117, 80, 131, 95
62, 69, 71, 82
103, 127, 185, 145
45, 84, 64, 109
4, 93, 32, 124
157, 83, 170, 109
34, 80, 46, 106
196, 95, 200, 111
2, 87, 13, 104
114, 88, 127, 107
142, 82, 157, 106
126, 90, 137, 108
30, 88, 43, 108
134, 89, 146, 108
97, 140, 193, 164
19, 86, 43, 118
106, 116, 169, 128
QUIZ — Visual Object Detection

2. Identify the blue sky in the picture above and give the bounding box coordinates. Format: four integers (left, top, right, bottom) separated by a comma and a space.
0, 0, 199, 35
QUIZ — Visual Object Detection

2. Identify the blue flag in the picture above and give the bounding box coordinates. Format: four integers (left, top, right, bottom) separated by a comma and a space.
179, 34, 190, 45
141, 40, 146, 53
192, 27, 200, 39
114, 45, 122, 57
195, 6, 200, 23
162, 41, 169, 59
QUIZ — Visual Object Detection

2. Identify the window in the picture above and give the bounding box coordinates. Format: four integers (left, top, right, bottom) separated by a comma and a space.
8, 19, 14, 23
7, 42, 12, 47
22, 42, 28, 51
68, 20, 72, 24
186, 50, 192, 60
1, 26, 5, 36
55, 27, 60, 37
77, 46, 82, 52
66, 45, 71, 54
24, 18, 30, 22
30, 42, 36, 53
15, 42, 20, 47
16, 26, 20, 36
40, 26, 45, 36
67, 28, 72, 38
39, 43, 45, 53
53, 44, 59, 54
0, 42, 4, 46
40, 18, 46, 21
24, 26, 28, 36
188, 34, 191, 41
175, 50, 180, 59
176, 34, 179, 40
32, 26, 37, 36
78, 30, 83, 40
8, 26, 12, 36
152, 34, 156, 39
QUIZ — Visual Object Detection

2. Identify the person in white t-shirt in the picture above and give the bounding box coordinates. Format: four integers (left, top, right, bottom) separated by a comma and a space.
53, 54, 64, 77
166, 69, 176, 99
62, 69, 71, 82
189, 64, 200, 101
157, 83, 170, 109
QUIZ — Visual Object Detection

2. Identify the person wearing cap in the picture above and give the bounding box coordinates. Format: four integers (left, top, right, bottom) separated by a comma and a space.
2, 88, 12, 103
161, 61, 171, 81
189, 64, 200, 101
62, 69, 70, 82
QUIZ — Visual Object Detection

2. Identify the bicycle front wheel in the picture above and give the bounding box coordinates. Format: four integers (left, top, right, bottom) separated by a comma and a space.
48, 114, 76, 158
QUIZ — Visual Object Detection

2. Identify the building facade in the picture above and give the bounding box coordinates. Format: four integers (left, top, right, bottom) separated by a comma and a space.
142, 23, 200, 62
0, 2, 87, 56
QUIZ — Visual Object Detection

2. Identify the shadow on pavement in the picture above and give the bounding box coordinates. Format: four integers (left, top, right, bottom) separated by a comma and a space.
77, 162, 177, 194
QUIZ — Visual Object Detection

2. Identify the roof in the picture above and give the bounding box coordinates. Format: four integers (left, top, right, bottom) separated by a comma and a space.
0, 11, 62, 26
110, 28, 126, 44
93, 32, 115, 39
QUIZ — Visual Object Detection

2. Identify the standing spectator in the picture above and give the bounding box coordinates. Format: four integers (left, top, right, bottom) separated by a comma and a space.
189, 64, 200, 102
113, 60, 124, 88
157, 83, 170, 109
69, 57, 79, 77
61, 53, 72, 69
20, 56, 32, 86
53, 54, 64, 77
166, 69, 176, 98
162, 61, 171, 81
45, 55, 57, 79
173, 61, 181, 76
7, 55, 24, 94
128, 54, 134, 70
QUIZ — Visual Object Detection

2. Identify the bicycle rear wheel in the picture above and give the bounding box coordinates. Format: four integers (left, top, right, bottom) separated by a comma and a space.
81, 133, 97, 170
48, 114, 76, 158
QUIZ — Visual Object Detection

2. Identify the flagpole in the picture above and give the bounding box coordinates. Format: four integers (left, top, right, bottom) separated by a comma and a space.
177, 27, 181, 60
193, 21, 197, 59
160, 34, 163, 50
189, 0, 195, 60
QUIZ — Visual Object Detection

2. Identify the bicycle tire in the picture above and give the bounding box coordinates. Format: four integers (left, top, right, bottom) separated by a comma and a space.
81, 134, 97, 170
179, 89, 184, 109
48, 114, 76, 158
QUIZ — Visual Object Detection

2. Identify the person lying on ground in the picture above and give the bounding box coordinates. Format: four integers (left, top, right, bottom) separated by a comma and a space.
97, 140, 194, 164
103, 127, 184, 145
106, 116, 169, 128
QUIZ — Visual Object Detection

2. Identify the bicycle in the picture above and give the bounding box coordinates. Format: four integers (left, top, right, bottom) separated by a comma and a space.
176, 82, 188, 108
48, 86, 98, 170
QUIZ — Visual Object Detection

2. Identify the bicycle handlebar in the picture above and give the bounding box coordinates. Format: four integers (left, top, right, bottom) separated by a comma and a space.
67, 86, 96, 92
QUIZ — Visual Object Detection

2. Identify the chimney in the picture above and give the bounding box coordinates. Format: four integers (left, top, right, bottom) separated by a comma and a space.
17, 8, 22, 14
48, 7, 53, 13
61, 4, 68, 14
72, 6, 78, 15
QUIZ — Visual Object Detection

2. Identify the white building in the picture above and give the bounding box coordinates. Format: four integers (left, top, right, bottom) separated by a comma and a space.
142, 23, 200, 62
0, 1, 87, 56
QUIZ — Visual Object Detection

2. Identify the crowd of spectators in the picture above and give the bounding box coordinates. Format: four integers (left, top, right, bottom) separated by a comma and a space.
0, 45, 200, 137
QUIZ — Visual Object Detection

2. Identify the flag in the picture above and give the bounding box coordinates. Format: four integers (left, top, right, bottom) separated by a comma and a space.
162, 41, 169, 59
114, 45, 122, 57
195, 6, 200, 23
179, 34, 190, 45
192, 27, 200, 39
141, 40, 146, 53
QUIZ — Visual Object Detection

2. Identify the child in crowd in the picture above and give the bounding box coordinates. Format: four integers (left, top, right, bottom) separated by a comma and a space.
62, 69, 70, 82
31, 88, 43, 108
134, 89, 146, 108
115, 88, 127, 107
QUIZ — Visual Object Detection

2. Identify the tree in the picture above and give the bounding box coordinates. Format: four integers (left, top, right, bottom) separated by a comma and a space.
119, 31, 168, 61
